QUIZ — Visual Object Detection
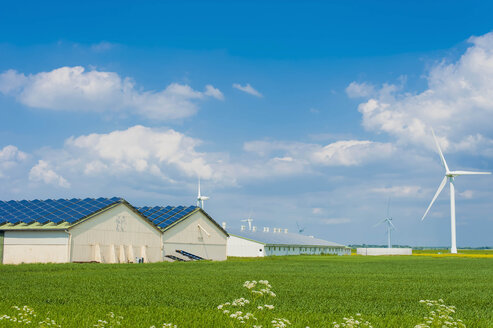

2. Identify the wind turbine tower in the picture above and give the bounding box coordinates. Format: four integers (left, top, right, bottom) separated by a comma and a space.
421, 130, 491, 254
375, 198, 395, 248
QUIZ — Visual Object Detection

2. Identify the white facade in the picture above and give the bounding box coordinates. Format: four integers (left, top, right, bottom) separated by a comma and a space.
227, 232, 351, 257
227, 235, 265, 257
356, 248, 413, 256
70, 203, 163, 263
3, 230, 69, 264
163, 211, 228, 261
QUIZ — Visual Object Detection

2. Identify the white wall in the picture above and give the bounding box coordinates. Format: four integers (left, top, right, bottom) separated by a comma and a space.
3, 230, 69, 264
162, 211, 227, 261
70, 203, 163, 263
264, 245, 350, 256
226, 236, 351, 257
227, 235, 265, 257
357, 248, 413, 256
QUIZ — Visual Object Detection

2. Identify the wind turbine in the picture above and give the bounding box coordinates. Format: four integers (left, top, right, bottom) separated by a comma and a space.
296, 222, 305, 234
421, 130, 491, 254
196, 178, 209, 209
241, 211, 253, 230
375, 198, 395, 248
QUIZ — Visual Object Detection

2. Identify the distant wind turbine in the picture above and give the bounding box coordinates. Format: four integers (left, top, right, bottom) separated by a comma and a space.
375, 198, 395, 248
421, 129, 491, 254
296, 222, 305, 234
241, 211, 253, 230
196, 178, 209, 209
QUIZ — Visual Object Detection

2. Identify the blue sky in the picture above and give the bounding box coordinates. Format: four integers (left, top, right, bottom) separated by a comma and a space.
1, 1, 493, 247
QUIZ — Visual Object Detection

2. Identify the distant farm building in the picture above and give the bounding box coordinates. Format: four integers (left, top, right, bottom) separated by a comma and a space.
356, 248, 412, 256
227, 226, 350, 257
0, 198, 228, 264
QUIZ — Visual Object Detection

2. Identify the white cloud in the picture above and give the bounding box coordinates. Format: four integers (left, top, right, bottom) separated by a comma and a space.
29, 160, 70, 188
310, 140, 394, 166
345, 81, 375, 98
232, 83, 263, 97
65, 125, 216, 180
321, 218, 351, 225
12, 126, 397, 193
351, 32, 493, 154
244, 139, 394, 171
458, 190, 474, 199
204, 84, 224, 100
312, 207, 323, 215
0, 66, 223, 120
90, 41, 116, 52
0, 145, 28, 178
0, 70, 27, 95
371, 185, 422, 197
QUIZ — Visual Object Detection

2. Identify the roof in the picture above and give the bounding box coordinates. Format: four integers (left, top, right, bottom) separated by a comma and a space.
228, 228, 347, 247
135, 205, 199, 230
0, 197, 200, 231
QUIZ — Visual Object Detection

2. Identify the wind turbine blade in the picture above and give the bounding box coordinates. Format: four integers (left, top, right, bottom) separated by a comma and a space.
389, 220, 396, 230
449, 170, 491, 176
421, 176, 448, 221
431, 129, 449, 172
373, 218, 387, 227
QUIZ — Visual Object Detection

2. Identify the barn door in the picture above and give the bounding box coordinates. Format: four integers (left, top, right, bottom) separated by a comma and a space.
0, 231, 4, 264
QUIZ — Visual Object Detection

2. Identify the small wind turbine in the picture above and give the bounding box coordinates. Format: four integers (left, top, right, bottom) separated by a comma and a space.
421, 129, 491, 254
375, 198, 395, 248
241, 211, 253, 230
196, 178, 209, 209
296, 222, 305, 234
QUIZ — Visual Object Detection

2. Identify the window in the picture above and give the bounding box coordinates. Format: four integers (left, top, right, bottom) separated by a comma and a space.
259, 249, 262, 252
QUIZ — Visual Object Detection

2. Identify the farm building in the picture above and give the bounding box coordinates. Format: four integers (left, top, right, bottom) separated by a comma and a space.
0, 197, 228, 264
227, 226, 350, 257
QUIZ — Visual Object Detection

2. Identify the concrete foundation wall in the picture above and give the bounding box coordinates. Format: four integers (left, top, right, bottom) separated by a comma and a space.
357, 248, 413, 256
163, 211, 227, 261
3, 231, 69, 264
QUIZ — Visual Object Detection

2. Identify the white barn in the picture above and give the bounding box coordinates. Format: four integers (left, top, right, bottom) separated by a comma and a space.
0, 198, 228, 264
227, 227, 350, 257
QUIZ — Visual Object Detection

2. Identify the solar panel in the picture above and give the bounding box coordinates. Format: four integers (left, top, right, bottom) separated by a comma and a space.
0, 198, 198, 230
154, 206, 184, 226
0, 197, 123, 226
137, 206, 151, 214
147, 207, 174, 221
157, 206, 197, 229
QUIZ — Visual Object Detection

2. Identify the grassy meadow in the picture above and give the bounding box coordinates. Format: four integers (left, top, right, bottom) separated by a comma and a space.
0, 255, 492, 327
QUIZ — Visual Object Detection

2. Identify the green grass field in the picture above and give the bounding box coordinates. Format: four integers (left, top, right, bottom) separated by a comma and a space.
0, 256, 491, 327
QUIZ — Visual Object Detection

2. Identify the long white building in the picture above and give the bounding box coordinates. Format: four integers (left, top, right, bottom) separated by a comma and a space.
227, 226, 350, 257
0, 197, 228, 264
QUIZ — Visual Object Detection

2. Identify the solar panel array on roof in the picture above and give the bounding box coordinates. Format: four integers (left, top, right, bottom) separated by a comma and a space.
137, 205, 198, 230
0, 197, 122, 226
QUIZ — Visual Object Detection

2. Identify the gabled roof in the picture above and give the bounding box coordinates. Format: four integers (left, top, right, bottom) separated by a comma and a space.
228, 228, 347, 247
0, 197, 219, 233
